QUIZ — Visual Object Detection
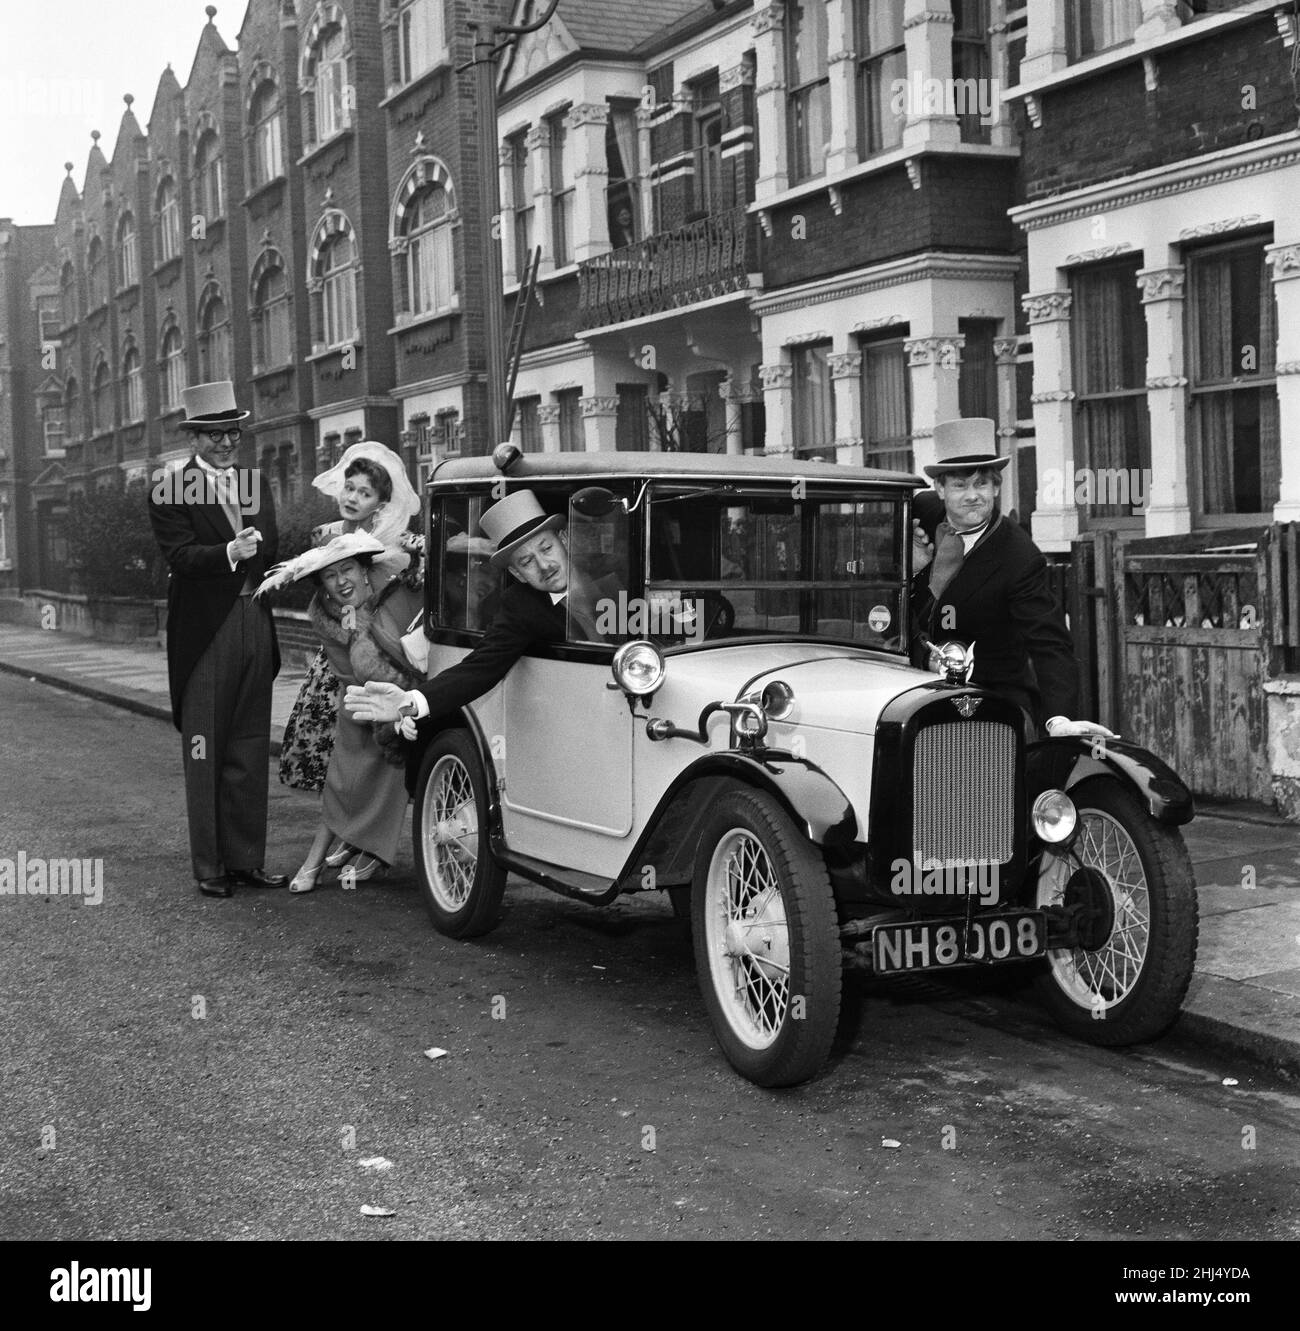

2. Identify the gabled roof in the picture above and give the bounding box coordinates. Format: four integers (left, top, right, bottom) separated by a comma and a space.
54, 166, 80, 227
500, 0, 701, 92
146, 65, 184, 133
185, 6, 232, 87
108, 95, 146, 170
81, 133, 108, 196
31, 461, 68, 490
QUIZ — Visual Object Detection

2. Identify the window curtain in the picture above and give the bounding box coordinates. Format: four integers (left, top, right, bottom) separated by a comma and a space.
1258, 255, 1281, 508
1194, 253, 1238, 514
862, 340, 911, 471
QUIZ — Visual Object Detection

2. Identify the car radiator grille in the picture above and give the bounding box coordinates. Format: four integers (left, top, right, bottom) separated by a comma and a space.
912, 721, 1015, 866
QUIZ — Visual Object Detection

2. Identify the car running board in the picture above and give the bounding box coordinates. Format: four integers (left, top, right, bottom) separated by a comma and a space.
489, 838, 622, 907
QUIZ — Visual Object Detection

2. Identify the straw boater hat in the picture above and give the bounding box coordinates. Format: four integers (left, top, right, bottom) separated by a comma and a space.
481, 490, 564, 568
923, 418, 1011, 479
254, 532, 405, 598
179, 380, 250, 429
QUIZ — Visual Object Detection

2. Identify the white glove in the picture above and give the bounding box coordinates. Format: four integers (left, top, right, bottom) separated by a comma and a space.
1046, 717, 1118, 739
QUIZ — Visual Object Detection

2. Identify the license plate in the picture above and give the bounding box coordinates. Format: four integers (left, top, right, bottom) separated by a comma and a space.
872, 912, 1047, 975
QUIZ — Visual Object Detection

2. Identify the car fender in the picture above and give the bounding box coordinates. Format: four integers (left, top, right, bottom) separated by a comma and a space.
615, 751, 858, 888
1026, 736, 1195, 825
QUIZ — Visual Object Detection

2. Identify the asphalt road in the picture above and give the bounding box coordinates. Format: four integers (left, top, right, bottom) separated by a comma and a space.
2, 671, 1298, 1244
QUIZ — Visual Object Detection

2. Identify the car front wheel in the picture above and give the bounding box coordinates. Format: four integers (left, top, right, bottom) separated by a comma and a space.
691, 788, 841, 1087
413, 730, 507, 939
1033, 778, 1197, 1045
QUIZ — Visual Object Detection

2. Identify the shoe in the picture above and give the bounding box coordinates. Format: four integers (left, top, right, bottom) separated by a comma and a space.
324, 838, 359, 867
338, 852, 384, 885
290, 861, 324, 894
228, 867, 289, 889
197, 876, 233, 898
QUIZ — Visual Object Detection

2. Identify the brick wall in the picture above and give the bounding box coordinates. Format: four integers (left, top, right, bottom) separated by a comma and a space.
1018, 15, 1295, 200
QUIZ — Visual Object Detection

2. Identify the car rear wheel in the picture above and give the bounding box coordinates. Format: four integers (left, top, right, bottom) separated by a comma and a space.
413, 730, 507, 939
691, 788, 840, 1087
1033, 778, 1197, 1045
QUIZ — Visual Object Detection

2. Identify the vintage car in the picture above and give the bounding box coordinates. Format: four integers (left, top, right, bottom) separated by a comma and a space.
404, 449, 1198, 1087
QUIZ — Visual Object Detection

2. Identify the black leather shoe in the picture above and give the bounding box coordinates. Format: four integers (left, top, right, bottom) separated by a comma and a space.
197, 876, 234, 898
227, 867, 289, 889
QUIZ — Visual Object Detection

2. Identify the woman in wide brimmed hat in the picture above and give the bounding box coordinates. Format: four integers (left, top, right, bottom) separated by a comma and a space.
277, 441, 422, 809
258, 532, 422, 893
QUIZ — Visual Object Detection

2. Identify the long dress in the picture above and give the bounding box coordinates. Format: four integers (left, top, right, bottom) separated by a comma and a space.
311, 576, 423, 865
278, 519, 417, 791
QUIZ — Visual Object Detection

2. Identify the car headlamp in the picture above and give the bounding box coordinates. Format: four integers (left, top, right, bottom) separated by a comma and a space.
1032, 789, 1077, 844
611, 640, 666, 696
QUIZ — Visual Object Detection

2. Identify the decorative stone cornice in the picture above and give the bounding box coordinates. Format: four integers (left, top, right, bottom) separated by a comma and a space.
1275, 361, 1300, 376
755, 81, 787, 97
1031, 390, 1077, 403
828, 352, 863, 378
525, 124, 550, 151
388, 237, 409, 256
782, 329, 832, 346
721, 62, 755, 92
1064, 243, 1134, 265
993, 338, 1020, 364
906, 336, 964, 367
1137, 266, 1185, 303
537, 404, 561, 424
850, 315, 905, 333
499, 141, 516, 167
759, 363, 793, 391
567, 103, 609, 128
752, 2, 785, 38
1179, 215, 1260, 241
1022, 290, 1072, 323
1145, 376, 1188, 389
904, 10, 954, 28
1265, 243, 1300, 281
1013, 135, 1300, 232
580, 395, 618, 416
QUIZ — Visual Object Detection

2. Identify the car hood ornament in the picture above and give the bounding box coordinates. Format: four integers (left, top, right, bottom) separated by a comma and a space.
953, 695, 982, 718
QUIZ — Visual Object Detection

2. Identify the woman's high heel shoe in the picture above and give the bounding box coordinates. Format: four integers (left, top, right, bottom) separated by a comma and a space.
324, 838, 358, 868
338, 852, 384, 885
290, 860, 325, 894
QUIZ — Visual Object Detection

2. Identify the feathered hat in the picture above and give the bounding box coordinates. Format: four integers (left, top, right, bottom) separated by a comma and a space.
254, 532, 405, 598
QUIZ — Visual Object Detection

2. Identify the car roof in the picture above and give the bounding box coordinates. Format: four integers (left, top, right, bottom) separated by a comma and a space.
429, 451, 926, 490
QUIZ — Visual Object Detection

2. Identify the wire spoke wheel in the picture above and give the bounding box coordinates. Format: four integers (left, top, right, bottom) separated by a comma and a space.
1034, 779, 1197, 1046
691, 788, 840, 1087
413, 731, 507, 938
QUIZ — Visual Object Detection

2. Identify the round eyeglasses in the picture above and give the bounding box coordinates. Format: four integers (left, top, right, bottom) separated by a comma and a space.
203, 428, 242, 444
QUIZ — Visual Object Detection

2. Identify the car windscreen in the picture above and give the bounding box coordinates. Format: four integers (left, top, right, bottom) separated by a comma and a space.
647, 486, 907, 650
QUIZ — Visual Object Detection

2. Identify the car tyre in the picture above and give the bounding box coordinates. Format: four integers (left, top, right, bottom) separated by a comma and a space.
413, 730, 507, 939
691, 787, 841, 1087
1033, 777, 1197, 1045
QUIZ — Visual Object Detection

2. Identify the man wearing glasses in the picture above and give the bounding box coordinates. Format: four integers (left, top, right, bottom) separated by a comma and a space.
148, 381, 287, 898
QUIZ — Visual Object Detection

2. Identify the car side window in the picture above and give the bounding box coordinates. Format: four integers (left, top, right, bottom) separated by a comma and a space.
564, 493, 629, 644
435, 494, 501, 632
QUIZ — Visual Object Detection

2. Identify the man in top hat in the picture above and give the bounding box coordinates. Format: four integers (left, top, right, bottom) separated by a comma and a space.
344, 488, 613, 730
147, 380, 288, 897
911, 418, 1114, 740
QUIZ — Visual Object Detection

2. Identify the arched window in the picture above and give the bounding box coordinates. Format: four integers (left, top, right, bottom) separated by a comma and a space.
200, 292, 232, 381
117, 212, 138, 288
251, 261, 292, 370
249, 79, 283, 186
314, 26, 349, 141
87, 237, 107, 309
195, 131, 225, 220
310, 216, 357, 351
64, 376, 81, 441
156, 177, 181, 262
401, 182, 455, 315
123, 344, 144, 421
60, 260, 78, 327
159, 324, 185, 412
91, 357, 112, 434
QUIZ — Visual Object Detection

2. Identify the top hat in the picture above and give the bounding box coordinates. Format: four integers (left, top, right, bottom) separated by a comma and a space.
254, 531, 404, 598
481, 490, 564, 568
179, 380, 250, 429
923, 418, 1010, 479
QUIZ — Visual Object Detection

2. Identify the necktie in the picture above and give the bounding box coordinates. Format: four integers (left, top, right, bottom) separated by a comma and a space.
928, 521, 965, 604
216, 469, 242, 536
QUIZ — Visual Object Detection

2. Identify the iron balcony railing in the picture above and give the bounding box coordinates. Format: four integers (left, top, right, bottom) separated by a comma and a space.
576, 206, 756, 331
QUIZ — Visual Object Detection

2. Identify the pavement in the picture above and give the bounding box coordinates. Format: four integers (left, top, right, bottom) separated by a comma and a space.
1, 621, 1297, 1081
